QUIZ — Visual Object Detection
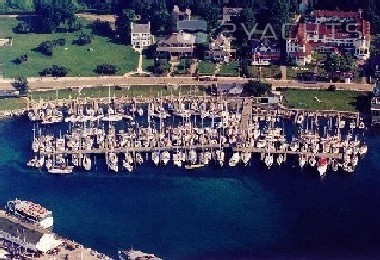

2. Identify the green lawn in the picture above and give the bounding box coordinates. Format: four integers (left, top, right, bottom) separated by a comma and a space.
218, 61, 239, 76
286, 65, 315, 79
282, 90, 369, 111
29, 85, 205, 101
248, 65, 280, 78
0, 98, 27, 111
142, 55, 155, 72
0, 17, 139, 78
198, 61, 215, 75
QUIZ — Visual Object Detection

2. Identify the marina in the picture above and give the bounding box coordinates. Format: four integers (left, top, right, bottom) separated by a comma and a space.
25, 92, 368, 177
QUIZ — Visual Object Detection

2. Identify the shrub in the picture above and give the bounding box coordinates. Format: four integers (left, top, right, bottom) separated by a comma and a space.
328, 85, 336, 91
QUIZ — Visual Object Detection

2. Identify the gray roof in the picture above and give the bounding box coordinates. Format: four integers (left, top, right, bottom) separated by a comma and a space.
0, 216, 48, 245
177, 20, 207, 32
132, 23, 150, 34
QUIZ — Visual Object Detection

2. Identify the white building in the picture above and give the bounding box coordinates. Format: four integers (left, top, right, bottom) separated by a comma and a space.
130, 22, 154, 50
0, 214, 61, 254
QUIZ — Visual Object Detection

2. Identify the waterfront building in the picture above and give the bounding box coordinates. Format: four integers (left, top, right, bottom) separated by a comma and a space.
251, 40, 281, 66
205, 33, 235, 63
155, 32, 195, 60
130, 22, 154, 50
0, 212, 61, 254
287, 10, 371, 65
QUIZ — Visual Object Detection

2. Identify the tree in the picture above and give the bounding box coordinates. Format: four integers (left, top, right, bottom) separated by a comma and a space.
41, 65, 69, 77
92, 19, 112, 36
95, 64, 119, 75
115, 9, 135, 44
73, 33, 92, 46
15, 22, 31, 34
150, 2, 173, 35
13, 77, 29, 95
35, 3, 76, 34
266, 1, 290, 38
324, 54, 354, 73
37, 41, 54, 56
199, 4, 220, 31
243, 80, 271, 97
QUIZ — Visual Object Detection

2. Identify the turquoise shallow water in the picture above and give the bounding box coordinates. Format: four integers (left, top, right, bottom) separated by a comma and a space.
0, 118, 380, 259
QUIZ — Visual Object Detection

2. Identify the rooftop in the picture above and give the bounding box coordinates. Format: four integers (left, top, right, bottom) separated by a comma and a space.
131, 22, 150, 34
0, 211, 51, 245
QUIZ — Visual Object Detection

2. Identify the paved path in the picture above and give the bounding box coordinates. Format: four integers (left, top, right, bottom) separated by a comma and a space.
0, 76, 373, 92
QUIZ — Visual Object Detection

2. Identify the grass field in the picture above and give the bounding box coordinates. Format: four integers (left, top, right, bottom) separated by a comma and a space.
218, 61, 239, 76
0, 17, 139, 78
197, 61, 215, 75
29, 85, 204, 101
0, 85, 205, 111
142, 55, 155, 72
248, 65, 280, 78
283, 89, 369, 112
0, 98, 27, 111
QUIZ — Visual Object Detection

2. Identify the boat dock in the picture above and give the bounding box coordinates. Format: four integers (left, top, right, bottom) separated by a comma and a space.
25, 94, 367, 176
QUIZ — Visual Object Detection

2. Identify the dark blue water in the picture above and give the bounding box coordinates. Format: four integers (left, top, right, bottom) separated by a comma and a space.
1, 118, 380, 259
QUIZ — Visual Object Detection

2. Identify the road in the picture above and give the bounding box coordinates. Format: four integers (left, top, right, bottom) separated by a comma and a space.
0, 76, 374, 92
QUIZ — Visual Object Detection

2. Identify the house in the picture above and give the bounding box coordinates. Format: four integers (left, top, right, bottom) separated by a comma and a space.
286, 10, 371, 66
205, 33, 235, 62
251, 40, 280, 66
155, 32, 195, 60
222, 7, 243, 23
0, 213, 61, 254
130, 22, 154, 50
172, 5, 191, 22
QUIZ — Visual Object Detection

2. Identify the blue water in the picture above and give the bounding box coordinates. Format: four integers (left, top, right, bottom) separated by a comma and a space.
1, 118, 380, 259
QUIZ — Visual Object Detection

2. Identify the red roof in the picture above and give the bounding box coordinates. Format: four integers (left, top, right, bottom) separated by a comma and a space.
314, 10, 360, 19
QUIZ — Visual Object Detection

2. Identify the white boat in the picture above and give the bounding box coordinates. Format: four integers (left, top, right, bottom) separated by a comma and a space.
161, 151, 170, 165
6, 199, 54, 229
215, 150, 224, 166
308, 157, 316, 167
135, 153, 143, 165
172, 153, 182, 167
152, 151, 160, 166
276, 154, 284, 166
123, 162, 133, 172
299, 156, 306, 168
189, 150, 197, 164
108, 152, 119, 172
332, 159, 339, 172
264, 153, 273, 169
359, 144, 368, 155
296, 114, 304, 124
48, 165, 74, 175
83, 155, 92, 171
102, 114, 123, 122
185, 163, 204, 170
290, 140, 299, 152
241, 152, 251, 166
352, 155, 359, 166
229, 152, 240, 167
27, 158, 37, 167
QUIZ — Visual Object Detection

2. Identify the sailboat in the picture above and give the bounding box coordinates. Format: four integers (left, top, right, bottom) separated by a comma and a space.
83, 155, 92, 171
